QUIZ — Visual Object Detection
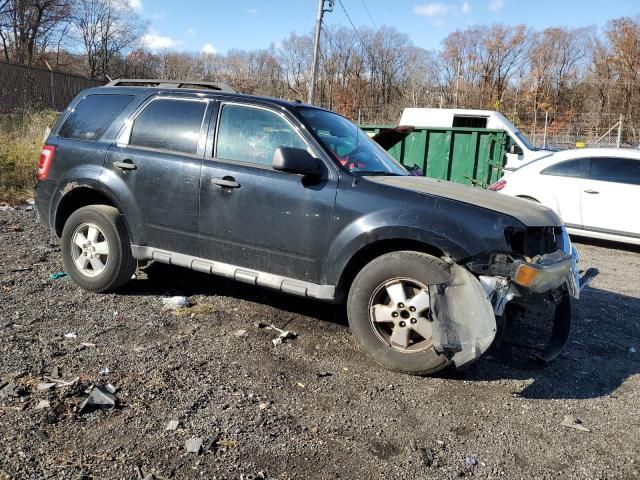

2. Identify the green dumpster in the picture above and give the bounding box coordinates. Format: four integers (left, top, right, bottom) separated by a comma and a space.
361, 125, 508, 188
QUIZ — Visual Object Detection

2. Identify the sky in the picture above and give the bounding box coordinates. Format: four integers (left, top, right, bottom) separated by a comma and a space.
132, 0, 640, 54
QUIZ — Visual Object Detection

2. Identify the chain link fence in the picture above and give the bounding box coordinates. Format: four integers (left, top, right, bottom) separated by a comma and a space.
0, 61, 104, 114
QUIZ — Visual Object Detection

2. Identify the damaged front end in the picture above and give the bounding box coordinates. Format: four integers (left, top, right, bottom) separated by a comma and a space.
431, 226, 598, 368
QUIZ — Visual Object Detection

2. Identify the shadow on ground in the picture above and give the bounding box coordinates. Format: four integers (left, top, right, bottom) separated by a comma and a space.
120, 263, 640, 401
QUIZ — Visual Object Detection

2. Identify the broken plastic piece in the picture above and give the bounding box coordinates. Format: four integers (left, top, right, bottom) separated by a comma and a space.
78, 386, 117, 413
49, 272, 68, 280
560, 415, 590, 432
162, 296, 191, 310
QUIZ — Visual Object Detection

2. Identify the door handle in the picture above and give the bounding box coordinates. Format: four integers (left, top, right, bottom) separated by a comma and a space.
211, 177, 240, 188
584, 189, 599, 194
113, 159, 137, 171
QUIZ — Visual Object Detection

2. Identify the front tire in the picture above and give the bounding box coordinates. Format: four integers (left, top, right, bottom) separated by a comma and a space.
347, 251, 453, 375
61, 205, 135, 292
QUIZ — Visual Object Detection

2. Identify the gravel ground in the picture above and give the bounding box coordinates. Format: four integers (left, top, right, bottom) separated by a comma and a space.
1, 206, 639, 480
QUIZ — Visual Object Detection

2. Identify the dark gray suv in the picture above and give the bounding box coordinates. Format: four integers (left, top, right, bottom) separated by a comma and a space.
34, 79, 596, 375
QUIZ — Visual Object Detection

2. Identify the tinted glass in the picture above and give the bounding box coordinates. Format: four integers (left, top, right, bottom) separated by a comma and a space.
590, 157, 640, 185
130, 99, 206, 155
59, 94, 133, 141
297, 108, 407, 176
216, 104, 308, 165
542, 159, 583, 178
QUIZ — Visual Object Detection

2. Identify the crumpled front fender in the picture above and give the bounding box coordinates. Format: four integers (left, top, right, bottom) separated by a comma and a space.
431, 264, 497, 368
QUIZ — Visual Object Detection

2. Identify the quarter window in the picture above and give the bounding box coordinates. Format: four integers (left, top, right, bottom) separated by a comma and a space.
59, 94, 133, 141
590, 157, 640, 186
129, 99, 207, 155
542, 159, 584, 178
215, 104, 308, 166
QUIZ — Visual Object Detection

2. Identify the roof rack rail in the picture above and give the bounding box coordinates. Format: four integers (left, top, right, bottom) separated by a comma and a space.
105, 78, 235, 93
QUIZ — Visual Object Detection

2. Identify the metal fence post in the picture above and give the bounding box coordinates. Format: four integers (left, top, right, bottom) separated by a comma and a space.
44, 60, 54, 110
617, 114, 623, 148
543, 112, 548, 148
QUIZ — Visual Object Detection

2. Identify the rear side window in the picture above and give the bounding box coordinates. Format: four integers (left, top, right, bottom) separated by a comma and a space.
59, 94, 133, 141
452, 116, 487, 128
542, 159, 584, 178
129, 99, 207, 155
590, 157, 640, 186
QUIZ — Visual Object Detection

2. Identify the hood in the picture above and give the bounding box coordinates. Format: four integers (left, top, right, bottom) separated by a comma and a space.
364, 175, 562, 227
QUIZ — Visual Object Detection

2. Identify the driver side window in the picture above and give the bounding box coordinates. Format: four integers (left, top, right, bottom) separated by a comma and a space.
215, 104, 308, 166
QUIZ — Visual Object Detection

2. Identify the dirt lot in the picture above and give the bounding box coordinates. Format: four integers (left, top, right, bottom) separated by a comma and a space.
1, 206, 639, 480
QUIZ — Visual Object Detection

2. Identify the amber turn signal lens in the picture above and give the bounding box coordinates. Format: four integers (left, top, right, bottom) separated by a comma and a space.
513, 264, 540, 287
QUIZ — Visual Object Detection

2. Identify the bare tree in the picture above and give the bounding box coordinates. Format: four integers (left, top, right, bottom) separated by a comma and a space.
70, 0, 144, 79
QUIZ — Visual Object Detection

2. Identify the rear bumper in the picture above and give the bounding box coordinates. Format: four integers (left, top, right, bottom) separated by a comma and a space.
34, 180, 56, 231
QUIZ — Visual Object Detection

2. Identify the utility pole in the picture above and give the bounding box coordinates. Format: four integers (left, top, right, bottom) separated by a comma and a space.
308, 0, 333, 105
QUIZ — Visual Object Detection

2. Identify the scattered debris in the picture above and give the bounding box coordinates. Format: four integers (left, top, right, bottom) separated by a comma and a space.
43, 376, 78, 387
165, 420, 179, 431
185, 437, 203, 454
162, 296, 191, 311
0, 205, 15, 211
49, 272, 68, 280
561, 415, 590, 432
51, 366, 61, 379
203, 433, 221, 452
630, 347, 637, 354
105, 383, 117, 394
267, 324, 297, 346
258, 401, 272, 410
0, 382, 24, 398
254, 321, 268, 328
296, 382, 306, 389
464, 456, 478, 467
80, 342, 96, 348
316, 371, 333, 378
63, 332, 77, 339
99, 367, 110, 376
31, 429, 48, 442
35, 400, 50, 410
26, 198, 35, 205
36, 382, 57, 391
78, 386, 117, 414
171, 302, 214, 317
233, 329, 247, 337
217, 438, 238, 449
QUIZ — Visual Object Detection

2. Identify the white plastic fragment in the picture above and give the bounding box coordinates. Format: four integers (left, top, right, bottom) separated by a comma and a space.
561, 415, 590, 432
165, 420, 179, 431
64, 332, 77, 339
162, 296, 191, 311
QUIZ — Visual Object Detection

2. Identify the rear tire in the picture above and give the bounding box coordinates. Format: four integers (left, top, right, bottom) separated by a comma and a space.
347, 251, 453, 375
61, 205, 135, 292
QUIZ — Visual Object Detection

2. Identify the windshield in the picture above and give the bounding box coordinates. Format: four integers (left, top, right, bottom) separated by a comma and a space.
297, 108, 408, 176
514, 130, 536, 151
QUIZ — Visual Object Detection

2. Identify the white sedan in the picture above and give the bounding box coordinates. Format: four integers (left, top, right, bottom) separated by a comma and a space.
489, 148, 640, 245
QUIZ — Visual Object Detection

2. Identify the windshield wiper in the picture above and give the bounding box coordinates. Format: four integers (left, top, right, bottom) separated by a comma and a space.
352, 170, 403, 176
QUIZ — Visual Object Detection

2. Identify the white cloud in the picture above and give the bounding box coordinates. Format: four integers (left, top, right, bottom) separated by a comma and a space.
128, 0, 142, 11
202, 43, 217, 55
413, 3, 453, 17
139, 30, 182, 50
246, 8, 258, 15
489, 0, 504, 12
461, 1, 471, 14
185, 28, 196, 38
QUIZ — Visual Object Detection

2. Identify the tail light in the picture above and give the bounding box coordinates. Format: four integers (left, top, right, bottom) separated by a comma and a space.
37, 145, 55, 180
488, 179, 506, 191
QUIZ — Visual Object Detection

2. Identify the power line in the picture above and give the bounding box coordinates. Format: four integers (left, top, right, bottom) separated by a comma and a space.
359, 0, 377, 28
337, 0, 371, 59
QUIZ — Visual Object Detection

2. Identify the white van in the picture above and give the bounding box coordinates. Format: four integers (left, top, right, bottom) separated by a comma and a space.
399, 108, 554, 170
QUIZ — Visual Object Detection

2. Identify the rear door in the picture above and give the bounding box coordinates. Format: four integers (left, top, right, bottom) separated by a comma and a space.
103, 96, 211, 256
198, 101, 337, 283
539, 158, 587, 227
581, 157, 640, 237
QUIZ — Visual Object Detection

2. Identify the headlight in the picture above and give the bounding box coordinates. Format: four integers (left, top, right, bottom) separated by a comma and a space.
511, 251, 573, 293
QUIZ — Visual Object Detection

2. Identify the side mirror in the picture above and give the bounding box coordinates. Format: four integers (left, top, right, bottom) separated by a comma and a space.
273, 147, 323, 177
509, 144, 524, 156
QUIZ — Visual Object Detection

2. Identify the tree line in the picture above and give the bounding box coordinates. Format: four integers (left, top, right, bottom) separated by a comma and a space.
1, 0, 639, 142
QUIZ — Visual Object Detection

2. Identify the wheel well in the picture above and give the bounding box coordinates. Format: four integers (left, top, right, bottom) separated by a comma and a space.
54, 187, 118, 236
337, 239, 445, 295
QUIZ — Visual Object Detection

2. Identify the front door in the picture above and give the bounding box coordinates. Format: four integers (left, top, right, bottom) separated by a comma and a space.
581, 156, 640, 237
103, 96, 210, 255
198, 102, 337, 283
